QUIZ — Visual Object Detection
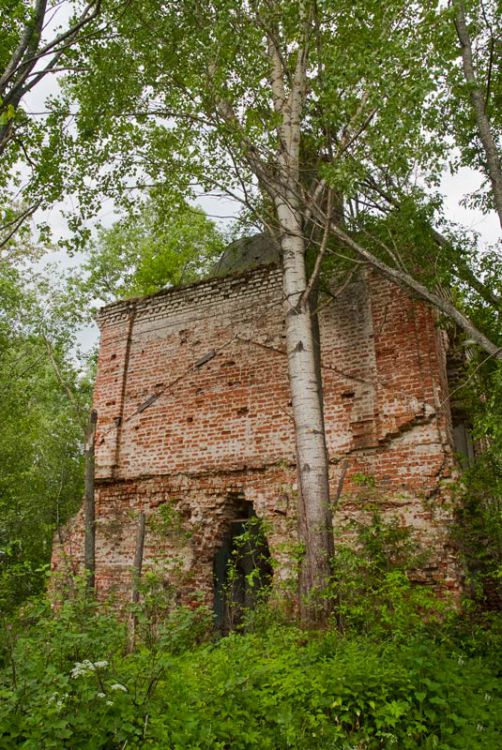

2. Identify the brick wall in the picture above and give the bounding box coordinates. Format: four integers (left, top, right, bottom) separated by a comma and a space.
52, 265, 460, 605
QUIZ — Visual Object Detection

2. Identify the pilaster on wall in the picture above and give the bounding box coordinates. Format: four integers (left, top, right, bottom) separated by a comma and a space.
320, 273, 379, 454
94, 300, 136, 480
320, 271, 455, 502
368, 273, 454, 463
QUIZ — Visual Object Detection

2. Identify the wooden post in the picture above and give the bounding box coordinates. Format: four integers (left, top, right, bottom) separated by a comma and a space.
131, 511, 146, 604
84, 409, 98, 591
332, 459, 349, 515
128, 511, 146, 651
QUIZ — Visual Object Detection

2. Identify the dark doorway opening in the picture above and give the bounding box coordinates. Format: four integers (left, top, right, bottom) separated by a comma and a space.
213, 499, 272, 633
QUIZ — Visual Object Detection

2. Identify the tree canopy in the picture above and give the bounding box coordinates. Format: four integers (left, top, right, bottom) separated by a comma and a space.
52, 0, 500, 353
0, 255, 91, 611
72, 200, 226, 308
0, 0, 103, 248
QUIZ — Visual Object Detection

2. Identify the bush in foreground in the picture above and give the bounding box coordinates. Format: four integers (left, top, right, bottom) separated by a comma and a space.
0, 593, 501, 750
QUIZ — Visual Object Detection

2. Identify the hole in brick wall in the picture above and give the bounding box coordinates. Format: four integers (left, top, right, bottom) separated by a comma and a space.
237, 406, 249, 416
341, 390, 355, 399
213, 497, 272, 635
179, 329, 189, 344
186, 416, 193, 423
221, 360, 236, 368
196, 387, 204, 395
110, 353, 117, 360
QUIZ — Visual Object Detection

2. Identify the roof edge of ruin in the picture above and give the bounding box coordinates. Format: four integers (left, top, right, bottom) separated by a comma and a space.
95, 261, 281, 323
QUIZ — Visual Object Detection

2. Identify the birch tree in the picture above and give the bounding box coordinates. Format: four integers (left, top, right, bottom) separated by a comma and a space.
453, 3, 502, 228
446, 0, 502, 229
264, 3, 334, 612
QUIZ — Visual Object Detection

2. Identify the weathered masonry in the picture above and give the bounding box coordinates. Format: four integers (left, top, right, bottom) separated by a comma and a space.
53, 241, 461, 615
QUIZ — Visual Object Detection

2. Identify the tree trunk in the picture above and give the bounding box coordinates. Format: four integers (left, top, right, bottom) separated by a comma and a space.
131, 511, 146, 605
128, 511, 146, 652
454, 2, 502, 231
264, 26, 334, 623
276, 191, 334, 624
84, 409, 98, 591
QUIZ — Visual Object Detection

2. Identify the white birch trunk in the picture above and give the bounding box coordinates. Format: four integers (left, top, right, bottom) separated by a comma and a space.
455, 2, 502, 231
266, 22, 334, 622
276, 189, 334, 619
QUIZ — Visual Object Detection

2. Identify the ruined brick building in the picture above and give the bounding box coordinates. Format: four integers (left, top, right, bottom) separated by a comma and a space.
53, 235, 462, 621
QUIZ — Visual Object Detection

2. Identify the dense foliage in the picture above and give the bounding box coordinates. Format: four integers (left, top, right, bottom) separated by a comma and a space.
0, 588, 501, 749
47, 0, 501, 356
0, 255, 91, 612
2, 510, 501, 749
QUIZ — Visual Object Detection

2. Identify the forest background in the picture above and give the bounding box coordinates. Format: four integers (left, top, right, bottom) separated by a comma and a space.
0, 0, 501, 747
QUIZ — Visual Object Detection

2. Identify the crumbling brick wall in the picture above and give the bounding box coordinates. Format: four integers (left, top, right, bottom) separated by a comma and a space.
52, 264, 460, 605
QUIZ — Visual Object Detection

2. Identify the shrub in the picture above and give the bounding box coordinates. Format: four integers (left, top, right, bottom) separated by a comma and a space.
0, 593, 501, 749
329, 512, 452, 638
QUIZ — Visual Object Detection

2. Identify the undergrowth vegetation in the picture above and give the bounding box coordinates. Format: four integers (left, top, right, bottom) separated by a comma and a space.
0, 592, 501, 749
1, 514, 501, 750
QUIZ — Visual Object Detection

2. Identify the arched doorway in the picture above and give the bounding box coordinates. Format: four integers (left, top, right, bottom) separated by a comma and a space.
213, 499, 272, 633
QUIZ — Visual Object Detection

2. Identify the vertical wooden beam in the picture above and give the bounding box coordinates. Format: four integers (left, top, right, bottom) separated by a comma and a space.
131, 511, 146, 604
84, 409, 98, 590
128, 511, 146, 651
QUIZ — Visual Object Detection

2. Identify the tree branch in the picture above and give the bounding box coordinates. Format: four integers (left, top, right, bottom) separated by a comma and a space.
454, 1, 502, 230
42, 333, 87, 426
0, 0, 47, 95
302, 188, 332, 307
326, 217, 502, 359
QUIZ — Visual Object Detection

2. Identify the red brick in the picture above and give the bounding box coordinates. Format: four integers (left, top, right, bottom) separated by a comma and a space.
52, 267, 460, 606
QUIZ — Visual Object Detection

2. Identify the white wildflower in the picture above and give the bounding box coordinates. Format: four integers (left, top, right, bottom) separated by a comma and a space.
106, 700, 113, 706
50, 692, 68, 710
110, 683, 127, 692
97, 692, 106, 699
70, 660, 96, 678
94, 660, 109, 669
